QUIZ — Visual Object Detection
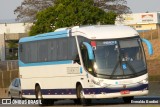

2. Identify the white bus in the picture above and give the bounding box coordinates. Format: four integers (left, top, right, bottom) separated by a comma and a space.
18, 25, 153, 105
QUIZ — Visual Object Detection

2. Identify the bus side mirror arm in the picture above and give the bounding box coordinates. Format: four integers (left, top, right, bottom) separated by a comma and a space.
141, 38, 153, 56
83, 42, 94, 60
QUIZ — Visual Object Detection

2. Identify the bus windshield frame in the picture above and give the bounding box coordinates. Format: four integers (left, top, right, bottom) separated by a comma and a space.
92, 37, 147, 79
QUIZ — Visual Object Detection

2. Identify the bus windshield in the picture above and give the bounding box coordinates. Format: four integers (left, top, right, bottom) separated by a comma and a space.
93, 37, 147, 79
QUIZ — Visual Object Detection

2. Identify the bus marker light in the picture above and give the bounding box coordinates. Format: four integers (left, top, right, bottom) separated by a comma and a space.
80, 67, 83, 74
91, 41, 96, 47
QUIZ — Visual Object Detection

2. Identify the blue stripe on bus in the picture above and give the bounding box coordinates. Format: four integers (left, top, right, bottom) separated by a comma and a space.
19, 30, 69, 43
22, 84, 148, 95
19, 60, 72, 67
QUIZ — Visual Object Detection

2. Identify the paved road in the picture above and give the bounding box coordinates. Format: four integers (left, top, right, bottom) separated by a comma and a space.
148, 81, 160, 96
0, 81, 160, 107
0, 98, 160, 107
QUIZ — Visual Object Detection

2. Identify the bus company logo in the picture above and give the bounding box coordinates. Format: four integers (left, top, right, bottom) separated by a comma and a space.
141, 14, 154, 23
1, 99, 42, 105
103, 41, 117, 45
2, 99, 11, 104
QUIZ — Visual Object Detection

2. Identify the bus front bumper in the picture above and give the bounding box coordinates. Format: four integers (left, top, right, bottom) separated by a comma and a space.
84, 90, 148, 99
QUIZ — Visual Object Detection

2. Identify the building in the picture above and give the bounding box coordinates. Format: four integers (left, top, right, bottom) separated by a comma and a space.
0, 22, 33, 61
115, 12, 160, 32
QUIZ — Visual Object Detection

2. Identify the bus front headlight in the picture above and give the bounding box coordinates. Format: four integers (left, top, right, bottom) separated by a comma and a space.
94, 63, 98, 70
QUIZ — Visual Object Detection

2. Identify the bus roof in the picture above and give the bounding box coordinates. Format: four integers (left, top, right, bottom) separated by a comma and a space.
19, 29, 69, 43
19, 25, 139, 43
72, 25, 139, 39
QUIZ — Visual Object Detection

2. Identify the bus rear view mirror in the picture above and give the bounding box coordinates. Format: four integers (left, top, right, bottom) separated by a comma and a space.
83, 42, 94, 60
141, 38, 153, 56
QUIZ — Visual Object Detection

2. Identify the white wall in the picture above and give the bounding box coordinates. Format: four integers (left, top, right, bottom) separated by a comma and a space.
0, 22, 33, 61
0, 22, 33, 34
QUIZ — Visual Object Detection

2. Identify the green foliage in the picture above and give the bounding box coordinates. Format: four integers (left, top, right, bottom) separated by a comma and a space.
7, 41, 18, 60
8, 41, 18, 48
29, 0, 117, 36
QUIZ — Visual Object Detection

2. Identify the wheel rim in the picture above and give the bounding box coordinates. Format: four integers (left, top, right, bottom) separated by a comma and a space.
80, 90, 84, 99
38, 91, 42, 99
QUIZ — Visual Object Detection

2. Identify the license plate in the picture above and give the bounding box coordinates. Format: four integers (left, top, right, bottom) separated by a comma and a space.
120, 90, 130, 94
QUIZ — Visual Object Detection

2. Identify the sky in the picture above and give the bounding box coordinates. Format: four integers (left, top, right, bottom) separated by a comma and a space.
127, 0, 160, 13
0, 0, 23, 21
0, 0, 160, 22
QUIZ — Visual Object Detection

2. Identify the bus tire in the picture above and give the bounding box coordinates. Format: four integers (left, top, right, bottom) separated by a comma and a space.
8, 92, 13, 101
19, 92, 22, 99
35, 85, 54, 105
73, 99, 81, 105
76, 85, 91, 106
123, 96, 134, 103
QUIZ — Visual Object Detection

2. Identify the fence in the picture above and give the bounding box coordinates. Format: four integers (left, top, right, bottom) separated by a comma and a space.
0, 60, 19, 88
139, 29, 160, 40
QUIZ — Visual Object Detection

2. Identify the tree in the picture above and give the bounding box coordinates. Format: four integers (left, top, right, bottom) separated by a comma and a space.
14, 0, 55, 22
14, 0, 130, 22
7, 41, 18, 60
94, 0, 131, 14
29, 0, 117, 36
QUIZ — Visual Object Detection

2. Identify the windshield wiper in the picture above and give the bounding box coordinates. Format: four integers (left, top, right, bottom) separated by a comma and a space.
110, 52, 137, 78
110, 59, 120, 79
125, 61, 137, 76
110, 45, 125, 79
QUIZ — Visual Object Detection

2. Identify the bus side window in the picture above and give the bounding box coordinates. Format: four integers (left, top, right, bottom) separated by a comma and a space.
81, 46, 94, 75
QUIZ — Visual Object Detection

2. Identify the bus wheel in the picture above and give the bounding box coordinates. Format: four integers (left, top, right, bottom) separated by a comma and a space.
77, 85, 91, 106
123, 96, 134, 103
35, 85, 42, 100
19, 92, 22, 99
35, 85, 54, 105
35, 85, 44, 105
8, 92, 13, 101
73, 99, 81, 105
